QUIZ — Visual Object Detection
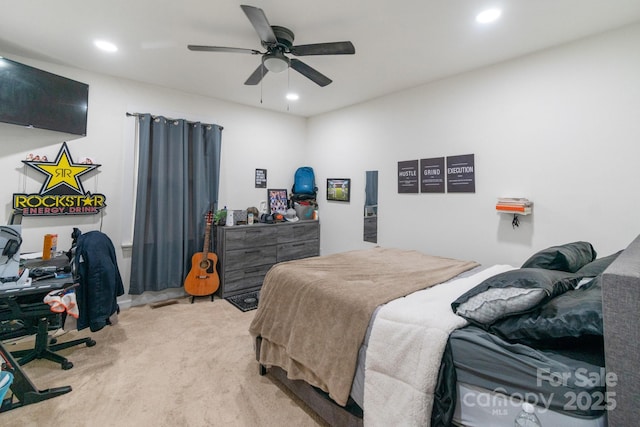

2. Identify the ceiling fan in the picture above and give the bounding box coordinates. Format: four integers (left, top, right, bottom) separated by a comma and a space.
188, 4, 355, 87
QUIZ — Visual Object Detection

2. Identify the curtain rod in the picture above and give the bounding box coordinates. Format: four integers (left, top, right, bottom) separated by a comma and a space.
126, 112, 223, 130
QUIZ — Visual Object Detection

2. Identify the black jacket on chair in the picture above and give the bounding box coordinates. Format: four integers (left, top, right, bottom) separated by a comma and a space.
73, 231, 124, 332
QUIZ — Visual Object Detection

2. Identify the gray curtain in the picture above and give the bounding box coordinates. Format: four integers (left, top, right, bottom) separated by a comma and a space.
129, 114, 222, 295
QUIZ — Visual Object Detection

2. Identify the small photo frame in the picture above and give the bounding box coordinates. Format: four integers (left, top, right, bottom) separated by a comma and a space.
267, 189, 288, 214
327, 178, 350, 202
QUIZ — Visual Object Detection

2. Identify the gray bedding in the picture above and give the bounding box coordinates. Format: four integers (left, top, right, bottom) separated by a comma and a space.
449, 325, 606, 417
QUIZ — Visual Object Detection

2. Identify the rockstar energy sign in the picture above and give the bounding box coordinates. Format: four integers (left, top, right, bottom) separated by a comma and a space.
13, 142, 107, 216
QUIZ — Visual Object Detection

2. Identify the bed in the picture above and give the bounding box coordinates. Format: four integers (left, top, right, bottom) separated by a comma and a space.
249, 236, 640, 426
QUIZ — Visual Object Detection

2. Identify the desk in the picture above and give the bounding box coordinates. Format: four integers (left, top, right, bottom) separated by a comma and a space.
0, 275, 76, 412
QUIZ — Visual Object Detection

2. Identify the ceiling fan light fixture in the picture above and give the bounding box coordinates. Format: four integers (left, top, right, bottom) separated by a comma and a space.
263, 51, 290, 73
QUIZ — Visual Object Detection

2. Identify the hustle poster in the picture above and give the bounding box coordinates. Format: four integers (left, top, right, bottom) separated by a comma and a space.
398, 160, 419, 193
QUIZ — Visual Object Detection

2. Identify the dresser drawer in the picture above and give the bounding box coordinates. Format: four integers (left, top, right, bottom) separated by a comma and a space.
223, 264, 273, 295
224, 245, 277, 271
277, 239, 320, 262
277, 222, 319, 243
215, 222, 320, 299
223, 226, 278, 250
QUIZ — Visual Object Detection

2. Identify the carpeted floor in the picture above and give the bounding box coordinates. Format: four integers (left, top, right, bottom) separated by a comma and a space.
1, 297, 326, 427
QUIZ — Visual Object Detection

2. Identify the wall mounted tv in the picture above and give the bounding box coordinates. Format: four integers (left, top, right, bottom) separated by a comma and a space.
0, 57, 88, 136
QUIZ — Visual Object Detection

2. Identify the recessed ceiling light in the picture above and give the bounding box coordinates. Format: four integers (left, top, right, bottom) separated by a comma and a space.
476, 8, 502, 24
94, 40, 118, 52
286, 93, 299, 101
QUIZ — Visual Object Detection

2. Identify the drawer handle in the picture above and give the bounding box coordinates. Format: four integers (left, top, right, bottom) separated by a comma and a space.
292, 243, 305, 247
246, 230, 262, 234
244, 249, 260, 254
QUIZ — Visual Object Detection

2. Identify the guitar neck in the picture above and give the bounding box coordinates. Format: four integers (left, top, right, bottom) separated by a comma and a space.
202, 222, 211, 257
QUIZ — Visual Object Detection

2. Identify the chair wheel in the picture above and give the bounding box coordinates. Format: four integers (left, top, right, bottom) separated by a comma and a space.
62, 360, 74, 370
86, 339, 97, 347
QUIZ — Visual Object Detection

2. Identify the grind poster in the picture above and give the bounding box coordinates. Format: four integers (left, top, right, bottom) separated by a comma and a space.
420, 157, 445, 193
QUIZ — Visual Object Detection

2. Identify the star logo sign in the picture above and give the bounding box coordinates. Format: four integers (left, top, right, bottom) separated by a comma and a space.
23, 142, 98, 195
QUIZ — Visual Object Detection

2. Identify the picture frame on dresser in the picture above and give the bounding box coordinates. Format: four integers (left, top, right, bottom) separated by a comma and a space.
267, 189, 288, 214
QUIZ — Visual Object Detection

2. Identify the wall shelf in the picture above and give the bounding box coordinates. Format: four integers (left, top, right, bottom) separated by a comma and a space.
496, 198, 532, 228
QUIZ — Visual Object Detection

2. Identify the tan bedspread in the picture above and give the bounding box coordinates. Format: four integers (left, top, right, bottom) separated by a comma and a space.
248, 247, 479, 406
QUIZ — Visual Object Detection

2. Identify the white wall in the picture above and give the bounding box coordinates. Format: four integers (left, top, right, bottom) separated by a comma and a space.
308, 23, 640, 267
0, 53, 307, 306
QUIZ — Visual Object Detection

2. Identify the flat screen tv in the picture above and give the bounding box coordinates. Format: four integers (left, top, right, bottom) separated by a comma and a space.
0, 57, 88, 136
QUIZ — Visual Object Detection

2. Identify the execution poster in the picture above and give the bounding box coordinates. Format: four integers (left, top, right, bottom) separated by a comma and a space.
446, 154, 475, 193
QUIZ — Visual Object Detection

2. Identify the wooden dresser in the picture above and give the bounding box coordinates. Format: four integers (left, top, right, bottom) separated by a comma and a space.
214, 221, 320, 298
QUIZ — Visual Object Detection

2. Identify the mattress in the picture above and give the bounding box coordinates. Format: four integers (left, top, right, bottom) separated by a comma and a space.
453, 383, 608, 427
450, 326, 607, 418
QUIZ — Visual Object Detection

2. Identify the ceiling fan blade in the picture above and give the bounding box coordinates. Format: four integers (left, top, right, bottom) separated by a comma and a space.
188, 45, 261, 55
240, 5, 277, 45
244, 63, 269, 85
290, 59, 332, 87
290, 41, 355, 56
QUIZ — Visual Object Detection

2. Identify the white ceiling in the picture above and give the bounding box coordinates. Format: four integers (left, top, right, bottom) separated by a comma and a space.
2, 0, 640, 118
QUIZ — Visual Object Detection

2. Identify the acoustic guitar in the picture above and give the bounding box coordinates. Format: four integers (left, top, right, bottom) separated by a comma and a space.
184, 211, 220, 297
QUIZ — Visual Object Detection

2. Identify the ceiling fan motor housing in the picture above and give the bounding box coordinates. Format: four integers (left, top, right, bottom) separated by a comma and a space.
261, 26, 294, 72
269, 26, 295, 50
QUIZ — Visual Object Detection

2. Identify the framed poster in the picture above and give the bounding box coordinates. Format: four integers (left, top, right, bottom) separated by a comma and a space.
420, 157, 445, 193
327, 178, 350, 202
255, 168, 267, 188
446, 154, 475, 193
267, 188, 288, 213
398, 160, 419, 193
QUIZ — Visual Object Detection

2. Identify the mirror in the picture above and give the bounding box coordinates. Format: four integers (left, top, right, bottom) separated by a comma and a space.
364, 170, 378, 243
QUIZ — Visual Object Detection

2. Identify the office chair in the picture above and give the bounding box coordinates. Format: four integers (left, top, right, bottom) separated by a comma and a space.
0, 285, 96, 370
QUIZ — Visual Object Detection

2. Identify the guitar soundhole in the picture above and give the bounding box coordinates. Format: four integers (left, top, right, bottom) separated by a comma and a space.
199, 260, 212, 272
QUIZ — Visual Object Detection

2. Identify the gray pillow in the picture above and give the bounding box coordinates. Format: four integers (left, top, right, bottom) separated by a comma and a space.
489, 275, 604, 347
451, 268, 581, 327
574, 251, 622, 277
521, 241, 597, 273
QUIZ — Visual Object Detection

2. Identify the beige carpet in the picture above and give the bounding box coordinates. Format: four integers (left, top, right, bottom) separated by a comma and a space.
1, 297, 327, 427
